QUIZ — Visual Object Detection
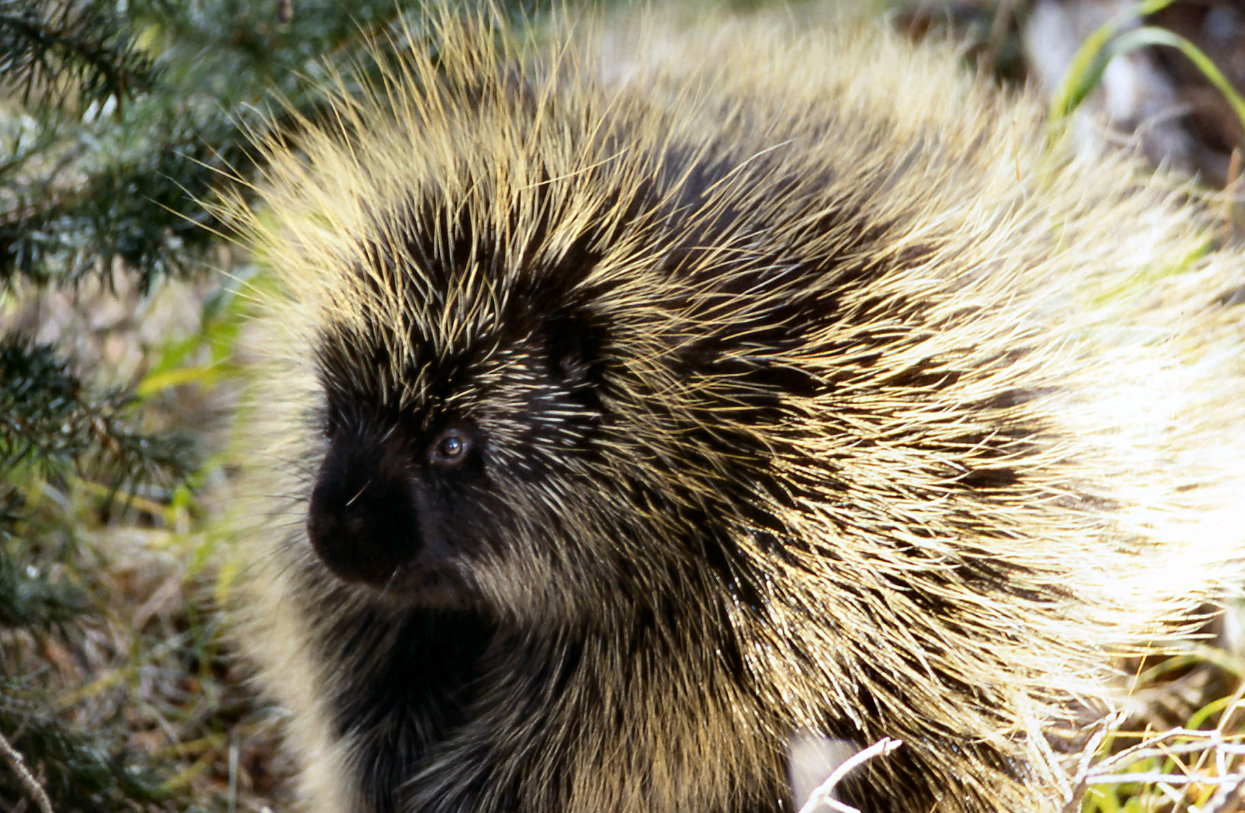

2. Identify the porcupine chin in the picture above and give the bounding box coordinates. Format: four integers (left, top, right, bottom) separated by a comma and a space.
222, 4, 1245, 813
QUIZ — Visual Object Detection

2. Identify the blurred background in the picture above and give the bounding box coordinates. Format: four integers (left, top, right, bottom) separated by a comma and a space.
2, 1, 1243, 811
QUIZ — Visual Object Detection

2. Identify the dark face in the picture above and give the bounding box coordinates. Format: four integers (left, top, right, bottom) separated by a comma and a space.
306, 396, 494, 606
299, 283, 615, 615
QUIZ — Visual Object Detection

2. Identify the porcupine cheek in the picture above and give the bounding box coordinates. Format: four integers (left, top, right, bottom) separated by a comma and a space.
305, 438, 421, 589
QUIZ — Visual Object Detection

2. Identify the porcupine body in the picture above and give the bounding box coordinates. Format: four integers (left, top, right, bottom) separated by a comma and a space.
227, 6, 1245, 813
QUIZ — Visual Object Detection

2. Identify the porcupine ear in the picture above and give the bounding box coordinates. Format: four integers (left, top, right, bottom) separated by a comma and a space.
545, 308, 608, 389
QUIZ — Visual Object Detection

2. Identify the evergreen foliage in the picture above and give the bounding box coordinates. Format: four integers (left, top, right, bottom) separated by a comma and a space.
0, 333, 191, 812
0, 0, 157, 110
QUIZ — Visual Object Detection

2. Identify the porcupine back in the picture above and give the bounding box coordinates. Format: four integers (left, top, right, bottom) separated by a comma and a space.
222, 6, 1245, 813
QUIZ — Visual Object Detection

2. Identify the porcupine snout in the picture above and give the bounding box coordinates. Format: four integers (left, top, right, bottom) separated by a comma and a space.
306, 420, 423, 589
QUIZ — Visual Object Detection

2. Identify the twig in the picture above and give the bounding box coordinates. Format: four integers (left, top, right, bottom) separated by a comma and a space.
981, 0, 1017, 75
1203, 772, 1245, 813
797, 738, 903, 813
0, 729, 55, 813
1068, 721, 1245, 811
1090, 772, 1245, 787
1091, 727, 1243, 776
1062, 709, 1126, 812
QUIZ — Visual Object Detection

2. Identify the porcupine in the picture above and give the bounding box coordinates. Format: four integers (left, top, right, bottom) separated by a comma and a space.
223, 5, 1245, 813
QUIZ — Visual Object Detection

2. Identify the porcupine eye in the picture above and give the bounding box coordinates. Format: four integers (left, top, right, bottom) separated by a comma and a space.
321, 407, 340, 439
429, 428, 470, 467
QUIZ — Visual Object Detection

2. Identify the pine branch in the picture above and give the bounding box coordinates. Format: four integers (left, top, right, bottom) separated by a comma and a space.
0, 122, 256, 290
0, 0, 157, 111
0, 335, 195, 486
0, 530, 86, 631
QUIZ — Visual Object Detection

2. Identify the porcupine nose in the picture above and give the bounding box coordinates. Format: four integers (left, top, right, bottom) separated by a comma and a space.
306, 438, 420, 588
